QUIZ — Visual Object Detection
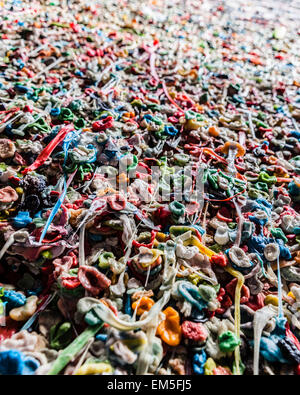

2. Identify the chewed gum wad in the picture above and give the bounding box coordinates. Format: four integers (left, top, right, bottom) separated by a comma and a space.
0, 0, 300, 376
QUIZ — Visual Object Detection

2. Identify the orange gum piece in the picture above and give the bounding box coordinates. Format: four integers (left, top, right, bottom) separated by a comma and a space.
132, 297, 155, 316
156, 307, 182, 346
220, 141, 245, 157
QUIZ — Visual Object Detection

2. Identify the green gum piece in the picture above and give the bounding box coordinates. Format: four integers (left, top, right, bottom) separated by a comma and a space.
59, 107, 74, 121
147, 103, 161, 111
253, 119, 269, 129
98, 252, 115, 269
257, 112, 266, 121
103, 219, 123, 230
151, 116, 163, 125
57, 282, 84, 298
207, 173, 218, 189
41, 250, 52, 259
169, 201, 185, 217
254, 181, 269, 193
218, 331, 241, 352
185, 110, 204, 121
127, 155, 138, 171
0, 163, 7, 172
74, 118, 85, 129
228, 222, 237, 229
258, 171, 277, 185
49, 322, 72, 350
209, 244, 222, 253
270, 228, 288, 243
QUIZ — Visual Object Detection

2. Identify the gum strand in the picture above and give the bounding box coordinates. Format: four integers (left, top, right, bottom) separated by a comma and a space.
225, 266, 244, 375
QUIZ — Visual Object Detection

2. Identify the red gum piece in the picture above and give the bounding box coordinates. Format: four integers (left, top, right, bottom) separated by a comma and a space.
22, 123, 74, 175
181, 321, 208, 341
285, 323, 300, 351
226, 278, 250, 303
245, 293, 265, 311
61, 276, 81, 289
78, 266, 111, 295
210, 253, 227, 267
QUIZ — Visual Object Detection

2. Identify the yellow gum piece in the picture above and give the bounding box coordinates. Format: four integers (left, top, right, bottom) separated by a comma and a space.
153, 232, 168, 247
265, 295, 279, 306
225, 266, 244, 376
9, 295, 38, 322
183, 235, 215, 258
121, 337, 147, 351
139, 249, 163, 268
287, 291, 296, 300
156, 232, 168, 242
75, 362, 112, 375
204, 357, 217, 375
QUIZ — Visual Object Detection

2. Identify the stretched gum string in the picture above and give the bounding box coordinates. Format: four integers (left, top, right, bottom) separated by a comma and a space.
144, 264, 151, 287
239, 131, 246, 147
227, 147, 245, 248
0, 108, 20, 124
0, 107, 20, 115
162, 82, 185, 114
233, 199, 244, 248
127, 248, 177, 369
252, 213, 283, 375
72, 338, 94, 375
0, 234, 16, 260
276, 252, 284, 318
149, 51, 160, 83
253, 306, 277, 375
227, 146, 237, 176
3, 0, 298, 376
136, 314, 159, 375
131, 271, 148, 322
39, 169, 77, 243
204, 187, 247, 203
182, 260, 217, 285
123, 180, 161, 266
225, 266, 244, 375
200, 201, 209, 245
248, 111, 256, 140
291, 116, 299, 133
0, 113, 23, 130
78, 223, 87, 267
20, 292, 56, 331
31, 57, 65, 81
84, 290, 171, 332
47, 323, 104, 375
142, 43, 160, 82
269, 215, 284, 318
0, 230, 28, 260
71, 197, 106, 239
